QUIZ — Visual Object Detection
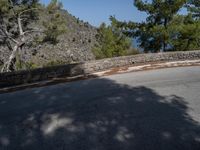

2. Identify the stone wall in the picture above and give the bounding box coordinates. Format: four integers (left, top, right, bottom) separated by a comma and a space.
0, 50, 200, 88
83, 50, 200, 73
0, 63, 84, 87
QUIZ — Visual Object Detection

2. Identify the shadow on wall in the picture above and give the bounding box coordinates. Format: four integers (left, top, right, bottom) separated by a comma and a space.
0, 78, 200, 150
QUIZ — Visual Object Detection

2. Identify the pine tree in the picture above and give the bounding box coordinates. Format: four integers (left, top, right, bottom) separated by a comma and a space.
115, 0, 187, 52
187, 0, 200, 19
43, 0, 67, 44
0, 0, 67, 72
168, 14, 200, 51
93, 20, 131, 59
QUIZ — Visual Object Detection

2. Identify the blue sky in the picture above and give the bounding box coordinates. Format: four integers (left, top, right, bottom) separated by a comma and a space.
40, 0, 188, 27
40, 0, 147, 27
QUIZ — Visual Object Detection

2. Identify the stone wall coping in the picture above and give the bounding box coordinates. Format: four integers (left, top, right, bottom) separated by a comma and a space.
0, 50, 200, 88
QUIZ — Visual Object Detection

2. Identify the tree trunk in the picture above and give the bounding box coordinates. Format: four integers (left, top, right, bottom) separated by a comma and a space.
1, 45, 19, 72
163, 41, 166, 52
163, 18, 168, 52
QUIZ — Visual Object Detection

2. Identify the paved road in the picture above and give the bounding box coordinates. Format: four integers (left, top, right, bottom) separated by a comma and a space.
0, 66, 200, 150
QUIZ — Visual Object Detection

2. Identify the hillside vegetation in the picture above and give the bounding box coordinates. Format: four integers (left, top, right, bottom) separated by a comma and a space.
0, 0, 199, 72
0, 0, 98, 72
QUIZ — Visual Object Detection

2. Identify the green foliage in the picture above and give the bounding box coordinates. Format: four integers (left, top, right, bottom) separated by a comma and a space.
43, 0, 67, 44
15, 56, 38, 71
114, 0, 200, 52
0, 0, 9, 14
44, 60, 66, 67
134, 0, 186, 23
93, 21, 132, 59
168, 15, 200, 51
135, 0, 187, 52
24, 62, 38, 70
15, 52, 38, 71
187, 0, 200, 19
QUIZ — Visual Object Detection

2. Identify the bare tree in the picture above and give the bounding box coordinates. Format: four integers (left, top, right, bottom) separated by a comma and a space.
0, 0, 41, 72
0, 0, 66, 72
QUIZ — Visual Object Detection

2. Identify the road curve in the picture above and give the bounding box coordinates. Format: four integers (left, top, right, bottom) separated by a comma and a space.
0, 66, 200, 150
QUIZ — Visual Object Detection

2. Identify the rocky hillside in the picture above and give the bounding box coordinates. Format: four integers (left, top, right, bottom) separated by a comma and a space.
0, 9, 98, 68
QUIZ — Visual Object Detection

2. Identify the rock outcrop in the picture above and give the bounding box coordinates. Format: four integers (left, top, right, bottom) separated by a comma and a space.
0, 10, 98, 67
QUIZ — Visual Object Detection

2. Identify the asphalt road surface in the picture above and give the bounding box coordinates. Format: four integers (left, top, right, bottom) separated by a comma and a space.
0, 66, 200, 150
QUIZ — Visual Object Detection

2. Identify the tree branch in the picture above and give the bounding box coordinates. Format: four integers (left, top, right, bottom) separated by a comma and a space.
17, 8, 40, 36
19, 8, 39, 17
8, 0, 17, 17
0, 26, 19, 44
17, 15, 23, 36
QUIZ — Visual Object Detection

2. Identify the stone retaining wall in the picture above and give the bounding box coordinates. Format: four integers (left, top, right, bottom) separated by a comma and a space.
0, 63, 84, 87
0, 50, 200, 88
83, 50, 200, 73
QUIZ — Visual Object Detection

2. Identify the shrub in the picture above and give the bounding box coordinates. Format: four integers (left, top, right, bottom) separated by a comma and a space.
93, 23, 132, 59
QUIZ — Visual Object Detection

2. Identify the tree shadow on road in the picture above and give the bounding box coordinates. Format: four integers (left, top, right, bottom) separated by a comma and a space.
0, 77, 200, 150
